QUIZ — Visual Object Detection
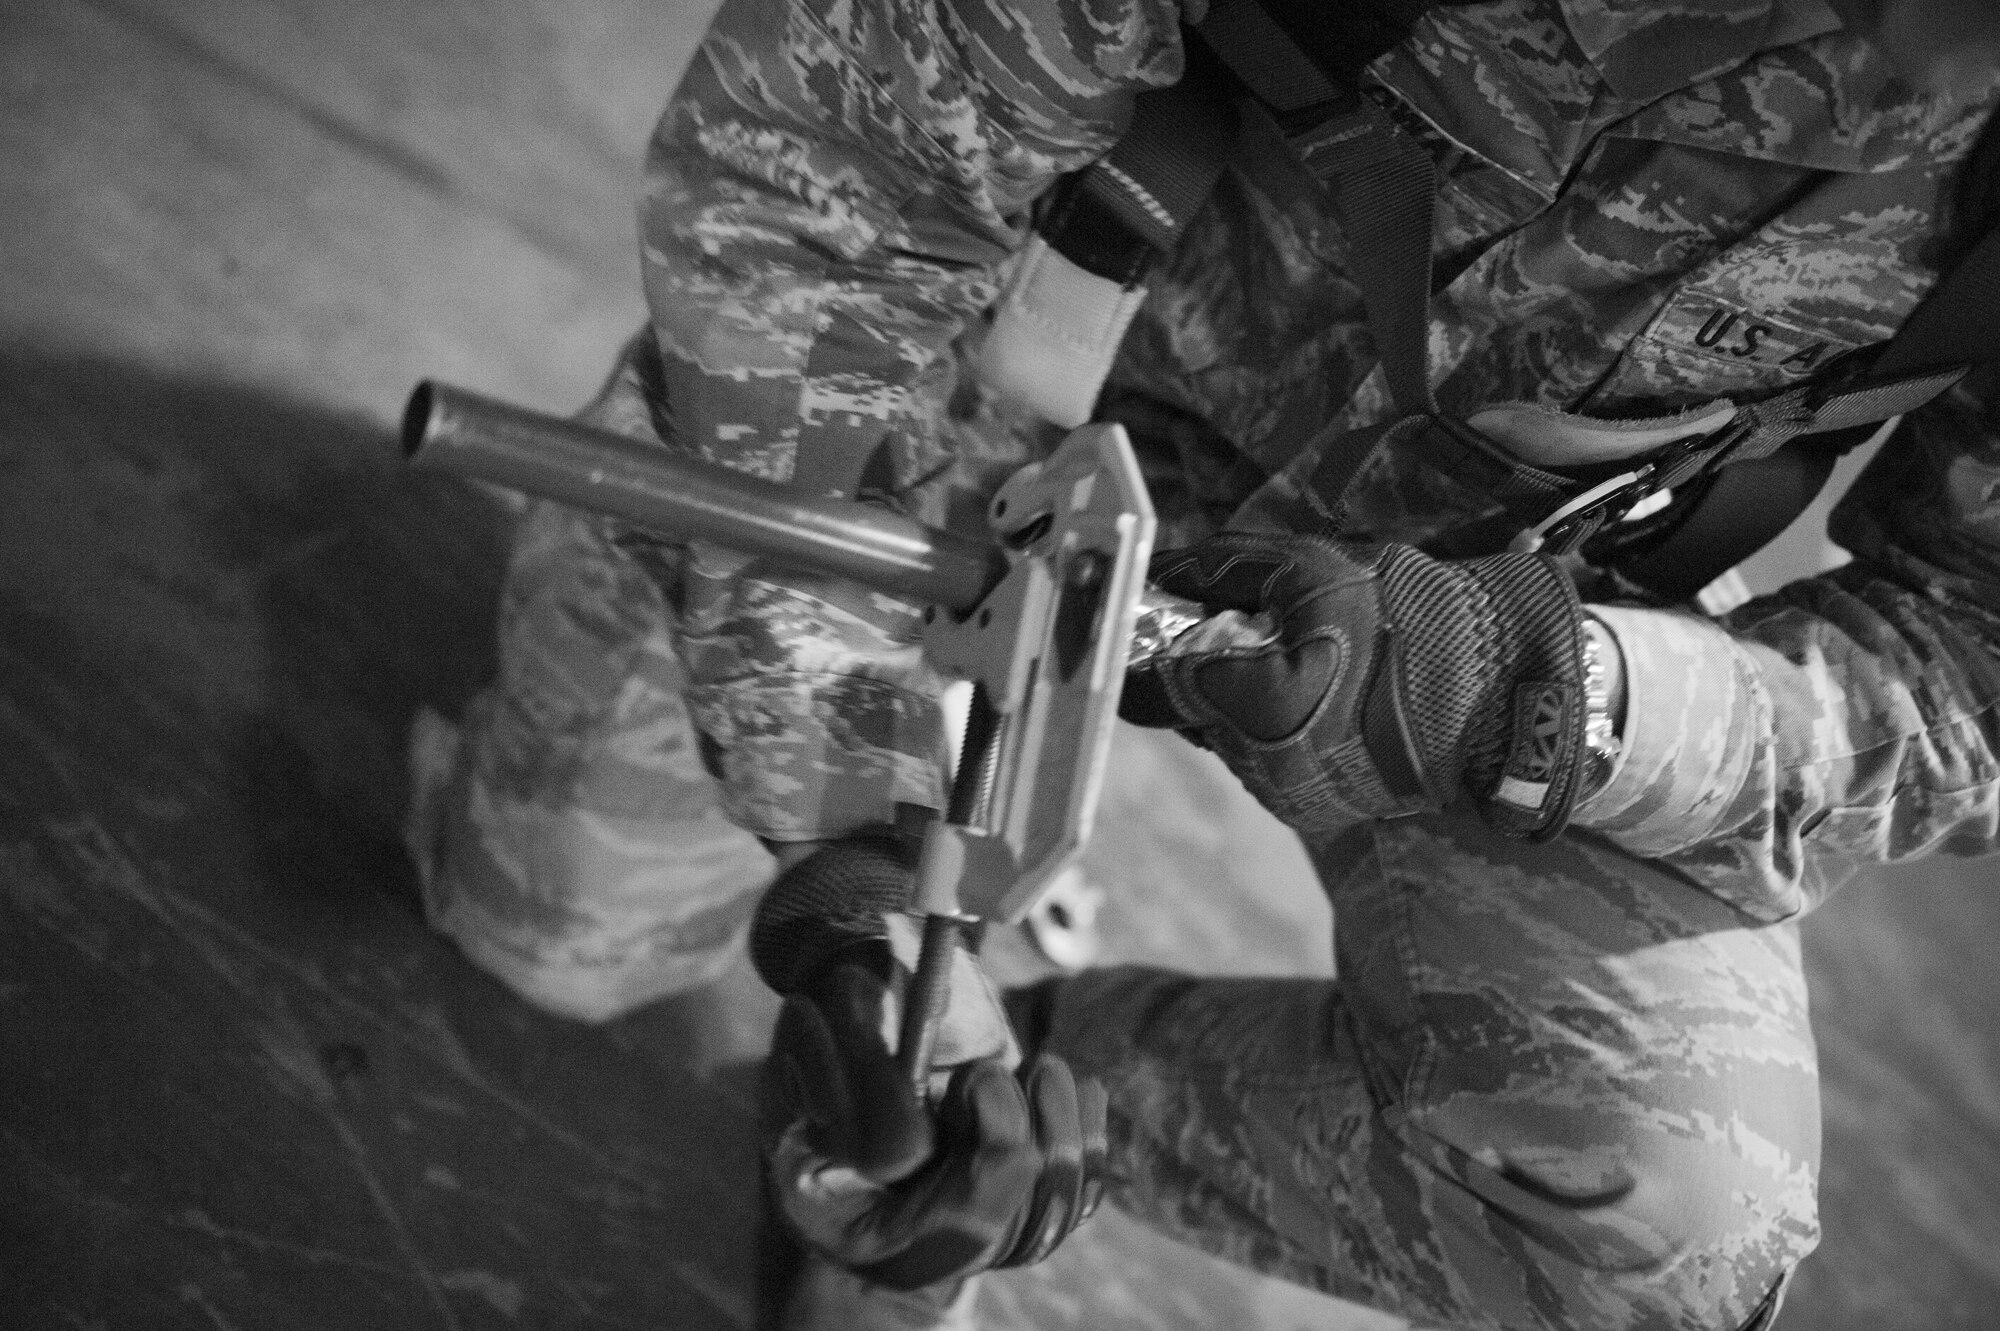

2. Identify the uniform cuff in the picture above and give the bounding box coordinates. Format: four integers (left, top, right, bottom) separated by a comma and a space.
1572, 604, 1765, 854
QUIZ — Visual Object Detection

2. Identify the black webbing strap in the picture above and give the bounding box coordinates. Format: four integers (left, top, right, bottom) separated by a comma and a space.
1600, 225, 2000, 597
1303, 412, 1582, 543
1298, 106, 1441, 419
1202, 0, 1450, 105
1254, 85, 1447, 533
1873, 226, 2000, 381
1038, 0, 1449, 335
1193, 0, 1521, 540
1047, 39, 1242, 285
1195, 0, 1442, 422
1600, 446, 1841, 599
1033, 0, 1537, 543
1597, 103, 2000, 597
1197, 0, 1349, 111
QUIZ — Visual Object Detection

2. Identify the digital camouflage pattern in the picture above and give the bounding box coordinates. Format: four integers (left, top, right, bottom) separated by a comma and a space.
424, 0, 2000, 1323
407, 348, 777, 1021
638, 0, 2000, 893
1029, 810, 1818, 1330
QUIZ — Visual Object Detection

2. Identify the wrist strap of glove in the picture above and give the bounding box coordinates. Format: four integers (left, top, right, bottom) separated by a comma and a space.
1444, 552, 1589, 840
1367, 546, 1588, 840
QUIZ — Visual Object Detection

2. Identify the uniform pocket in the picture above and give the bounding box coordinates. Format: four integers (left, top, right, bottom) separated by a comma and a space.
1586, 286, 1864, 415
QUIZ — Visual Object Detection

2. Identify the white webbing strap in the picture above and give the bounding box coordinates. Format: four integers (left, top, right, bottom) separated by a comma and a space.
974, 235, 1149, 429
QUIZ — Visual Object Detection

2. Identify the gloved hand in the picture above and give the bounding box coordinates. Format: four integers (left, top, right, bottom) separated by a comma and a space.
1120, 533, 1589, 841
751, 833, 1108, 1291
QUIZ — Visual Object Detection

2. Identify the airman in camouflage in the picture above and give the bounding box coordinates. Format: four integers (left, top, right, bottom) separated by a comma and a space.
409, 0, 2000, 1323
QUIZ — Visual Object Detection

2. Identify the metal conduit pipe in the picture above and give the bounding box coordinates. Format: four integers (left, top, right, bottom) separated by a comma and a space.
401, 381, 1005, 613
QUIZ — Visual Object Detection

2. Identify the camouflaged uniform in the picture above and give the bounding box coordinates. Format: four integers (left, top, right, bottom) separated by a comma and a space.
413, 0, 2000, 1323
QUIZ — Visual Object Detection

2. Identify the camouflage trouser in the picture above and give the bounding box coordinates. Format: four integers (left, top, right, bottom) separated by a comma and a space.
1032, 812, 1818, 1331
403, 344, 779, 1021
417, 507, 1818, 1327
408, 344, 1817, 1319
406, 492, 776, 1021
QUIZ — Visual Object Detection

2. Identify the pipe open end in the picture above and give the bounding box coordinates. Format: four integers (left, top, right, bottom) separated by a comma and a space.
400, 382, 437, 460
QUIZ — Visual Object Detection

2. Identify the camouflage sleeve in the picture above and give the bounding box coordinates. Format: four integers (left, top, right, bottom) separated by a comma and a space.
1575, 387, 2000, 920
637, 0, 1189, 841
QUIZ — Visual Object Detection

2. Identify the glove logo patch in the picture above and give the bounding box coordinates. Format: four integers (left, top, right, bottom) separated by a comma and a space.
1495, 681, 1571, 811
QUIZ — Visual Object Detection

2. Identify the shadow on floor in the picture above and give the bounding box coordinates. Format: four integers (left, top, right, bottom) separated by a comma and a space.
0, 350, 784, 1330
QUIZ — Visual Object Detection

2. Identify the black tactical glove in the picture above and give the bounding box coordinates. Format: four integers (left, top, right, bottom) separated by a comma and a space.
752, 834, 1108, 1291
1121, 533, 1590, 841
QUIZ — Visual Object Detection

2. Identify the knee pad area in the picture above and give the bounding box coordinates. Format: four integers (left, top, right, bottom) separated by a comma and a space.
1402, 1097, 1819, 1330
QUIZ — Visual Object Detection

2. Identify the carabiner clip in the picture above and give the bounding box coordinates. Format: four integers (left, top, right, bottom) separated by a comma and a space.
1508, 466, 1654, 555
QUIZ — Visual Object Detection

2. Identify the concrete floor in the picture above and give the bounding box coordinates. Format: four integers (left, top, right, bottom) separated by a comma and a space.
1, 2, 1996, 1327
